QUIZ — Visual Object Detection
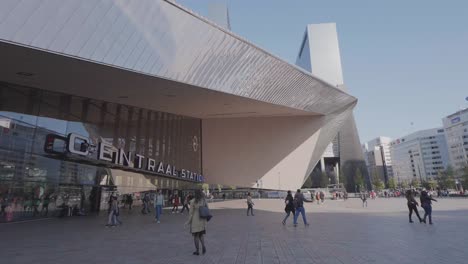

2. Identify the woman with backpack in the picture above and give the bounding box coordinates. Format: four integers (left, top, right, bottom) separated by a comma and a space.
282, 190, 295, 225
185, 190, 208, 255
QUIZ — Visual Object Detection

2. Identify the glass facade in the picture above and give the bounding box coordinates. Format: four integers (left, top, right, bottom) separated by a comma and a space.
0, 82, 202, 222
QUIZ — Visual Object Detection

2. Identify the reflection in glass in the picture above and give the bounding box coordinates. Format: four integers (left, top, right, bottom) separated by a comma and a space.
0, 82, 202, 222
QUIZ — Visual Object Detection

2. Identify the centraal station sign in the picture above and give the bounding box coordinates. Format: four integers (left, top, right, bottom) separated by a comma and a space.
44, 133, 204, 182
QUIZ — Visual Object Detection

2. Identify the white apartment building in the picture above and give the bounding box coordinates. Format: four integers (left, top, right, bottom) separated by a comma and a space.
442, 108, 468, 171
363, 137, 393, 184
390, 128, 450, 183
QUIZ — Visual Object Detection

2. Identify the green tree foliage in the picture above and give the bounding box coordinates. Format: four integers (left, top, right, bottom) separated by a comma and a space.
339, 168, 347, 187
460, 165, 468, 191
400, 181, 409, 189
411, 178, 420, 188
355, 168, 364, 192
372, 175, 385, 191
320, 172, 329, 188
387, 178, 396, 189
437, 166, 456, 189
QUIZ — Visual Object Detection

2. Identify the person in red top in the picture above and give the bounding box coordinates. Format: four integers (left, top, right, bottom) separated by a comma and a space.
172, 194, 180, 213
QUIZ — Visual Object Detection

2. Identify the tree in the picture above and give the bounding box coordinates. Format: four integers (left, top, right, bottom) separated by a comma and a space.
340, 169, 347, 187
320, 172, 329, 188
400, 181, 409, 189
411, 178, 420, 188
202, 183, 210, 193
355, 168, 364, 192
460, 165, 468, 191
371, 174, 384, 191
437, 166, 456, 189
387, 178, 396, 189
428, 180, 438, 190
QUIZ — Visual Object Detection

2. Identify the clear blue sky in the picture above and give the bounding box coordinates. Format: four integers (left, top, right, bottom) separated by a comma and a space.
178, 0, 468, 143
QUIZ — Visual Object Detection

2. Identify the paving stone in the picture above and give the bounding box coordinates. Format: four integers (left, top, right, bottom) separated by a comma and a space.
1, 198, 467, 264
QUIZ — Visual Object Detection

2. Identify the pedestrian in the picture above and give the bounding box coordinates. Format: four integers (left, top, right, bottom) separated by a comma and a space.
320, 191, 325, 203
180, 193, 191, 213
246, 192, 255, 216
172, 194, 180, 213
293, 189, 309, 227
420, 190, 437, 225
154, 190, 164, 223
184, 190, 207, 255
361, 192, 368, 207
126, 194, 133, 211
405, 190, 423, 223
282, 190, 295, 225
41, 195, 50, 216
315, 191, 320, 205
106, 196, 122, 227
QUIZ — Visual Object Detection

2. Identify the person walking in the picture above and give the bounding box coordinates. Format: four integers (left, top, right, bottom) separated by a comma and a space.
172, 194, 180, 213
315, 191, 320, 205
126, 194, 133, 211
246, 192, 254, 216
320, 191, 325, 204
185, 190, 208, 256
154, 190, 165, 223
41, 195, 50, 216
420, 190, 437, 225
141, 193, 150, 214
405, 190, 423, 223
180, 193, 191, 214
361, 192, 368, 207
293, 189, 309, 227
106, 196, 122, 227
282, 190, 295, 225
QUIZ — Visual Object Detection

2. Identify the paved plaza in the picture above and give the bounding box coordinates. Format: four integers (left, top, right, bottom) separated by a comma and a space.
1, 198, 468, 264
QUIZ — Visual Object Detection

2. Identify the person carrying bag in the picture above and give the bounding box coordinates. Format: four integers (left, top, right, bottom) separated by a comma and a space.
185, 190, 210, 256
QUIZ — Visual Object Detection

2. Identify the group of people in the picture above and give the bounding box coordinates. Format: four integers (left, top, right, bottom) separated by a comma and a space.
406, 189, 437, 224
282, 189, 310, 227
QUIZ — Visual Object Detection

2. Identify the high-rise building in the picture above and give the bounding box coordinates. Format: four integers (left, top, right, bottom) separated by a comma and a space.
363, 137, 393, 185
390, 128, 450, 184
296, 23, 369, 191
0, 0, 358, 222
442, 108, 468, 171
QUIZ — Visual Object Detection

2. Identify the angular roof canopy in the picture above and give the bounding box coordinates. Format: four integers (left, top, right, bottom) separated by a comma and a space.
0, 0, 356, 119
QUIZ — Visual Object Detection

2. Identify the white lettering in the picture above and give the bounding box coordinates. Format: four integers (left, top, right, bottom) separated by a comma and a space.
146, 158, 156, 171
98, 142, 114, 162
118, 149, 132, 166
165, 164, 172, 175
67, 133, 89, 155
172, 166, 177, 176
181, 169, 186, 178
134, 154, 144, 169
157, 162, 165, 173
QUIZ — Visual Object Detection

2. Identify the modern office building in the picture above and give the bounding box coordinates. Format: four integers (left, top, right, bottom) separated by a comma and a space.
362, 137, 393, 185
296, 23, 369, 190
0, 0, 358, 222
442, 108, 468, 171
390, 128, 450, 184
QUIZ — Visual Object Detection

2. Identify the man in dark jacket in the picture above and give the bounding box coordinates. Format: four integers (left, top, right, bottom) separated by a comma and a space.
293, 189, 310, 227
